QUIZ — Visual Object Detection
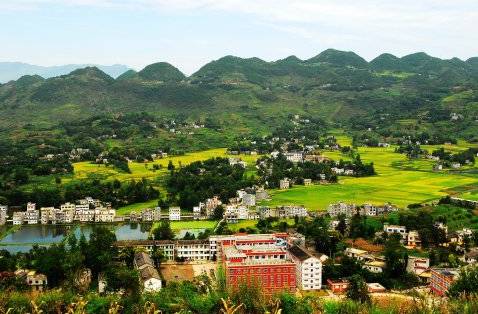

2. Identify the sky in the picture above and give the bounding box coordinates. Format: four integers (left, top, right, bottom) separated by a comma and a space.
0, 0, 477, 75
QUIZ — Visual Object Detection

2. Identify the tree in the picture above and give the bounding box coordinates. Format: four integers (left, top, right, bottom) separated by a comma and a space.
213, 205, 225, 220
336, 214, 347, 236
167, 160, 175, 171
152, 220, 175, 240
448, 265, 478, 297
384, 233, 408, 278
84, 227, 117, 276
105, 266, 140, 297
346, 274, 370, 304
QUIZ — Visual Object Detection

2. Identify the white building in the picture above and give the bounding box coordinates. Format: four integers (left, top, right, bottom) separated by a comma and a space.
383, 224, 408, 242
25, 203, 39, 224
193, 206, 201, 220
284, 152, 303, 163
407, 230, 421, 247
364, 260, 386, 273
94, 207, 115, 223
169, 207, 181, 221
0, 205, 8, 225
12, 212, 25, 225
289, 245, 322, 290
279, 178, 290, 189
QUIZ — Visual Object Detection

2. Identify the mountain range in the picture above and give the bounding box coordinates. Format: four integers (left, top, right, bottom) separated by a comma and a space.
1, 49, 478, 145
0, 62, 131, 83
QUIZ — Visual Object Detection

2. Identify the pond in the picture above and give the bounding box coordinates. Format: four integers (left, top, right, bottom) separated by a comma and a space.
0, 223, 153, 253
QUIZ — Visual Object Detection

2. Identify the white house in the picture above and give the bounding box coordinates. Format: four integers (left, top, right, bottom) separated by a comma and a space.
383, 224, 407, 241
169, 207, 181, 221
289, 245, 322, 290
13, 212, 25, 225
279, 178, 290, 189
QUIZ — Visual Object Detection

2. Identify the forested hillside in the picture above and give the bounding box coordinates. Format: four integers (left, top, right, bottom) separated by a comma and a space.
1, 49, 478, 184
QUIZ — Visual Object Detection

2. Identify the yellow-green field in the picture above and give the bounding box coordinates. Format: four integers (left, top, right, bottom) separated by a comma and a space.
72, 148, 260, 182
261, 144, 478, 211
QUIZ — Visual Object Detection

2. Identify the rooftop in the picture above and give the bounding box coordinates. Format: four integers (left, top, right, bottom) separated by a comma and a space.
288, 245, 314, 262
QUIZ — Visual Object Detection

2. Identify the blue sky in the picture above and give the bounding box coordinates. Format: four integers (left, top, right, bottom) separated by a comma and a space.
1, 0, 477, 75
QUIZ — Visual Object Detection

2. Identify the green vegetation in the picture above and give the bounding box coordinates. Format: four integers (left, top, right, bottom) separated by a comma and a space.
262, 144, 478, 210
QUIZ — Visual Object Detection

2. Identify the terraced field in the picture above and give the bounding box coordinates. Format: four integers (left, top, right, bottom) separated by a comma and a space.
261, 144, 478, 210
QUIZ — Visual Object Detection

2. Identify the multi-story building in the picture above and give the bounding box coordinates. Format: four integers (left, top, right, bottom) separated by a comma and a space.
224, 205, 249, 223
193, 206, 201, 220
223, 243, 296, 294
169, 207, 181, 221
25, 202, 39, 224
430, 268, 459, 296
383, 224, 408, 241
327, 202, 357, 218
40, 207, 55, 224
117, 233, 292, 262
278, 206, 308, 218
407, 230, 421, 247
407, 256, 430, 275
77, 209, 96, 222
204, 196, 222, 218
288, 245, 322, 290
94, 207, 115, 222
258, 206, 277, 219
12, 212, 25, 225
0, 205, 8, 225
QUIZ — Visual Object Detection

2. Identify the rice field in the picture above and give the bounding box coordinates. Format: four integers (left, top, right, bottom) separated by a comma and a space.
261, 144, 478, 211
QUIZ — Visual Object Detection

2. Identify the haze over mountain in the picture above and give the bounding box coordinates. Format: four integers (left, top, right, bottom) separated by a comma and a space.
0, 62, 131, 83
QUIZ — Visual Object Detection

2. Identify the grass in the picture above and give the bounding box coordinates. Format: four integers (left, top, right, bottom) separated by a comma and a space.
227, 219, 295, 232
429, 204, 478, 231
261, 142, 478, 211
116, 199, 160, 215
153, 220, 219, 231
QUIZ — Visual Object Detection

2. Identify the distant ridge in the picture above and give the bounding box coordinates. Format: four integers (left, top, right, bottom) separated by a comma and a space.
0, 62, 131, 83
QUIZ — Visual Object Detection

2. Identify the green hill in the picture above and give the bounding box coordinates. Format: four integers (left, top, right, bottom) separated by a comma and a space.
137, 62, 186, 82
1, 48, 478, 147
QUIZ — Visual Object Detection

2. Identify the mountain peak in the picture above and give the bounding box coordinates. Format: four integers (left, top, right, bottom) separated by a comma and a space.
138, 62, 186, 82
67, 66, 114, 82
307, 49, 368, 68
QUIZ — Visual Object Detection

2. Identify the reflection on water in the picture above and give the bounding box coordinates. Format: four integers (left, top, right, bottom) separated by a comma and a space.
0, 223, 153, 253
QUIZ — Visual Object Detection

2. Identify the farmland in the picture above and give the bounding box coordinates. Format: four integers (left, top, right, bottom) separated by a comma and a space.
261, 143, 478, 211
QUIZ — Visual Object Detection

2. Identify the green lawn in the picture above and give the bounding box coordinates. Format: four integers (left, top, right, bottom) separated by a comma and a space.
153, 220, 219, 231
261, 143, 478, 211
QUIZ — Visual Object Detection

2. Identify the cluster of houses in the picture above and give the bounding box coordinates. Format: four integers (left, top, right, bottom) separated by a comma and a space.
327, 202, 398, 218
1, 198, 117, 225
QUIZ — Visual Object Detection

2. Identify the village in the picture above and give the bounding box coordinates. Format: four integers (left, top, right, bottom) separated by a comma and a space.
2, 192, 477, 301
